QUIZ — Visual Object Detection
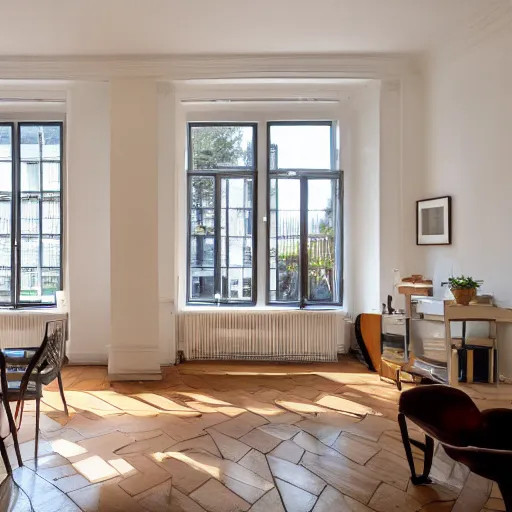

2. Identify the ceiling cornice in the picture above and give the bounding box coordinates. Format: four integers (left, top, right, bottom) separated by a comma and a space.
0, 53, 419, 81
427, 0, 512, 67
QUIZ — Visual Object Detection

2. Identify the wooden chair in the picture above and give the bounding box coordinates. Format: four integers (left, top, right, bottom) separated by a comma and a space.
0, 352, 23, 473
398, 384, 512, 511
6, 320, 68, 460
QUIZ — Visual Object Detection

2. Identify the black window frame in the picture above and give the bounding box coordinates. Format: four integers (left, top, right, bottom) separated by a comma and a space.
0, 121, 64, 309
186, 122, 258, 306
266, 121, 343, 308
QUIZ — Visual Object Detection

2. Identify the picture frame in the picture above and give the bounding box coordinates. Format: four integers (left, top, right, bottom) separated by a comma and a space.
416, 196, 451, 245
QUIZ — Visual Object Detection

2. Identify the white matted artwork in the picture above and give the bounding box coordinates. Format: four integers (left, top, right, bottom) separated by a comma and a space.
416, 196, 451, 245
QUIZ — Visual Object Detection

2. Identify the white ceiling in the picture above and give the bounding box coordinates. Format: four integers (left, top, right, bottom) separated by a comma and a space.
0, 0, 507, 56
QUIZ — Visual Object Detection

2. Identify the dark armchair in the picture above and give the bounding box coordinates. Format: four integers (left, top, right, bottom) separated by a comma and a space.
398, 385, 512, 510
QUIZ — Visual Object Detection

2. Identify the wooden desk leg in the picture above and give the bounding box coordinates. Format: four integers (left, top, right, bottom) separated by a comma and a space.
451, 349, 459, 387
466, 349, 474, 383
489, 347, 495, 384
490, 321, 498, 386
446, 320, 454, 385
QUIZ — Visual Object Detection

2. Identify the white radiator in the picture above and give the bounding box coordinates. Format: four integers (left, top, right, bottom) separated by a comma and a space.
0, 311, 68, 349
179, 310, 345, 362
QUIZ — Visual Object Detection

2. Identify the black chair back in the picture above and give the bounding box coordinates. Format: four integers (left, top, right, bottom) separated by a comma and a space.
16, 320, 67, 419
35, 320, 67, 385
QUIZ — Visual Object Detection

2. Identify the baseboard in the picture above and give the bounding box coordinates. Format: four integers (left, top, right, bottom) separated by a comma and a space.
107, 344, 162, 380
68, 352, 108, 365
107, 372, 162, 381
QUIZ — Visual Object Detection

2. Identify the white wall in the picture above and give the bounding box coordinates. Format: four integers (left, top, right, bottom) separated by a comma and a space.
347, 82, 381, 315
424, 26, 512, 376
108, 79, 160, 378
158, 84, 177, 364
66, 82, 111, 364
379, 81, 401, 311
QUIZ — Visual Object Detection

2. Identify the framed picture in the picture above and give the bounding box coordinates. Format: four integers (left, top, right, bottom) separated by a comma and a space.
417, 196, 451, 245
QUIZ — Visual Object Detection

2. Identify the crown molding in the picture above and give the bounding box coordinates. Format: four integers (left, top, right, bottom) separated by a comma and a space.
426, 0, 512, 68
0, 53, 418, 81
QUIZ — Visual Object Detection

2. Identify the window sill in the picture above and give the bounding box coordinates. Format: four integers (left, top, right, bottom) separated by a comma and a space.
181, 305, 347, 314
0, 307, 67, 315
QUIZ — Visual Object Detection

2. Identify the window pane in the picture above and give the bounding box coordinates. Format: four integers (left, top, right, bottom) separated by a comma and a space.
307, 179, 339, 302
220, 177, 253, 301
0, 267, 10, 302
0, 200, 10, 235
20, 236, 42, 302
191, 176, 214, 208
190, 236, 214, 268
0, 126, 13, 303
42, 193, 60, 234
42, 269, 60, 297
21, 194, 39, 234
0, 126, 11, 159
269, 179, 300, 301
21, 163, 40, 191
42, 235, 60, 267
191, 209, 214, 236
18, 124, 62, 304
190, 125, 255, 170
43, 162, 60, 191
269, 124, 332, 170
0, 163, 11, 192
190, 269, 215, 300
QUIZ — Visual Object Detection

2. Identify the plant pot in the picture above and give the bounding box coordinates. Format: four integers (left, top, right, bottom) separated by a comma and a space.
451, 288, 476, 306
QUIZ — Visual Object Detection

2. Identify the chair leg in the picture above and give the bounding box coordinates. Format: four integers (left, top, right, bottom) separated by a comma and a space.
57, 372, 69, 416
422, 435, 434, 481
0, 438, 12, 475
35, 390, 41, 461
3, 400, 22, 468
398, 412, 432, 485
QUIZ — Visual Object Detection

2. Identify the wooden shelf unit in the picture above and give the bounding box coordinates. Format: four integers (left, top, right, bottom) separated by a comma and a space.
444, 303, 512, 386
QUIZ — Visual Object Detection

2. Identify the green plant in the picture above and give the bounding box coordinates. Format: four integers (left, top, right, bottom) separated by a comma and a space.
448, 275, 482, 290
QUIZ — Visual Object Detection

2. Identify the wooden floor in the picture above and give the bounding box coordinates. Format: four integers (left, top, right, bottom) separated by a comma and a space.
0, 357, 510, 511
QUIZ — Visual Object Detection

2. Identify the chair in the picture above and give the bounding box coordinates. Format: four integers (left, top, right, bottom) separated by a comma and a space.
6, 320, 68, 460
0, 352, 23, 473
398, 385, 512, 511
3, 319, 69, 417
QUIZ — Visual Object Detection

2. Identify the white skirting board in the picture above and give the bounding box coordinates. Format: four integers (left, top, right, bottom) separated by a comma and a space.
107, 344, 162, 380
179, 309, 346, 362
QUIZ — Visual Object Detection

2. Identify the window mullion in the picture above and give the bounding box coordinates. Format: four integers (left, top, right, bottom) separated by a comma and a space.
274, 176, 279, 300
214, 175, 222, 299
8, 122, 16, 307
299, 176, 308, 308
38, 129, 44, 305
224, 177, 229, 300
14, 122, 21, 307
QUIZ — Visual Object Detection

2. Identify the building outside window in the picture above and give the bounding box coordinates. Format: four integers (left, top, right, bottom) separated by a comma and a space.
0, 122, 63, 307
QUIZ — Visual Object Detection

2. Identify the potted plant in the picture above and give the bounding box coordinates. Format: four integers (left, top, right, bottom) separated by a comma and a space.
448, 275, 482, 305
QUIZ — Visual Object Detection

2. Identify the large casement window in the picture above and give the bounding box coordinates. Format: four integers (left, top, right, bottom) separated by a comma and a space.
0, 122, 63, 307
268, 122, 342, 307
187, 124, 257, 304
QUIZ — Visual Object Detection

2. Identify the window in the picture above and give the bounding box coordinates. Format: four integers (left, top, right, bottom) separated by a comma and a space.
268, 122, 342, 307
187, 124, 257, 304
0, 122, 63, 307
